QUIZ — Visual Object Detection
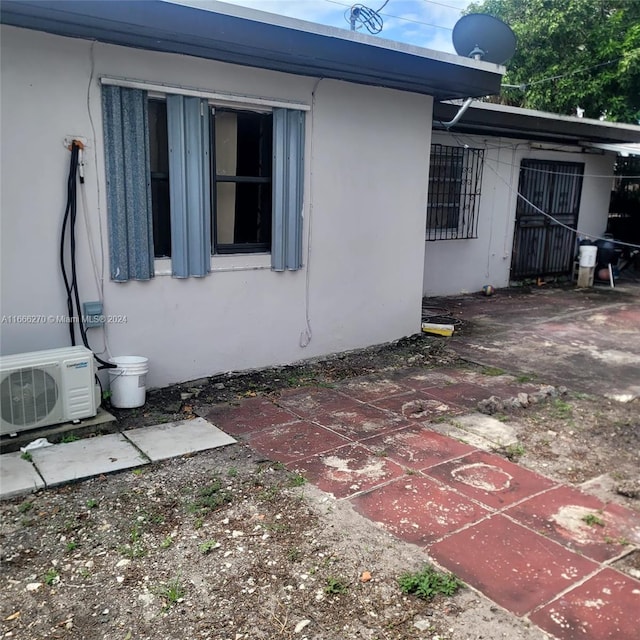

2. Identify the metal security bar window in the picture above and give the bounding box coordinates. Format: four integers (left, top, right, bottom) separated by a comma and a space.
426, 144, 484, 241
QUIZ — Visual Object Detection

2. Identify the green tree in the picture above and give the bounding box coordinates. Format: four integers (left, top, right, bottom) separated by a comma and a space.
466, 0, 640, 123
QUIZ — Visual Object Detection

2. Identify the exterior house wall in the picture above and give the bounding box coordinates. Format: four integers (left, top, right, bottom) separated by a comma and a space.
0, 26, 432, 387
423, 131, 615, 296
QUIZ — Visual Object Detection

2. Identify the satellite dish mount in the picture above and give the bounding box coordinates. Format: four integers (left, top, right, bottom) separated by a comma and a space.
442, 14, 517, 128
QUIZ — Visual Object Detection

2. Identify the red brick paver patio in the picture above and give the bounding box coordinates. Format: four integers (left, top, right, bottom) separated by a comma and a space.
205, 368, 640, 640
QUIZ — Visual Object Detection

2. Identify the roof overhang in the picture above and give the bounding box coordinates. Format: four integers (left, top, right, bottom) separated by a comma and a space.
0, 0, 505, 101
586, 143, 640, 157
433, 100, 640, 146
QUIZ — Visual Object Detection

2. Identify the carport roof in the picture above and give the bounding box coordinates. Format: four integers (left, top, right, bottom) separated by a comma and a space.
0, 0, 505, 101
433, 100, 640, 145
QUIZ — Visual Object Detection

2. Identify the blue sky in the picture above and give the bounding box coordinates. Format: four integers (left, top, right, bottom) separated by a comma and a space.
170, 0, 472, 53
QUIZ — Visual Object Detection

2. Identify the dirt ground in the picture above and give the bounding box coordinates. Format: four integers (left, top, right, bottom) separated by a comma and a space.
2, 295, 639, 640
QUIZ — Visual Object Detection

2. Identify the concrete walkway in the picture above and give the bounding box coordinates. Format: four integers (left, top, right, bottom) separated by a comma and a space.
0, 417, 235, 498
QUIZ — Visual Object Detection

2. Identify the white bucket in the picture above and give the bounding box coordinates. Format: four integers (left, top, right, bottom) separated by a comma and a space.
579, 245, 597, 268
109, 356, 149, 409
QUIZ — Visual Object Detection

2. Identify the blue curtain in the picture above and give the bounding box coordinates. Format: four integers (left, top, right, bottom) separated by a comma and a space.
102, 86, 154, 281
272, 109, 305, 271
166, 95, 211, 278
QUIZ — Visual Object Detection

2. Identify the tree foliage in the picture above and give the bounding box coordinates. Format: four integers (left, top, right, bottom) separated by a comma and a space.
466, 0, 640, 123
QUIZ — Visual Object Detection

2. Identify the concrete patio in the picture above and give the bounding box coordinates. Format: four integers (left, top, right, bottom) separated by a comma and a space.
2, 282, 639, 639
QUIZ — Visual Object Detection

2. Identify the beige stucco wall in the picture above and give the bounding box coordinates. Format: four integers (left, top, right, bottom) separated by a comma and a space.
0, 26, 433, 387
423, 131, 616, 296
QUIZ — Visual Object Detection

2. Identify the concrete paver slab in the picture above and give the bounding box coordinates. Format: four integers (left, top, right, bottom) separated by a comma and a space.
429, 514, 599, 616
293, 443, 405, 498
123, 417, 236, 461
362, 424, 476, 471
1, 452, 45, 498
30, 434, 148, 486
530, 568, 640, 640
205, 397, 299, 436
422, 382, 494, 409
389, 369, 460, 390
452, 413, 518, 448
505, 484, 640, 562
312, 404, 408, 441
338, 376, 411, 402
276, 387, 362, 418
248, 421, 349, 463
351, 475, 490, 546
371, 390, 462, 421
424, 450, 557, 509
422, 419, 503, 452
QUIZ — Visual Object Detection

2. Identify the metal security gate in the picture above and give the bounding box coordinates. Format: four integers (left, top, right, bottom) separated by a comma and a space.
511, 160, 584, 279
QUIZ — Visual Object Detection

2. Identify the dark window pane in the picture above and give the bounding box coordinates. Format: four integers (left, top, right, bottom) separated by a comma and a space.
148, 99, 171, 258
216, 182, 271, 250
213, 109, 273, 252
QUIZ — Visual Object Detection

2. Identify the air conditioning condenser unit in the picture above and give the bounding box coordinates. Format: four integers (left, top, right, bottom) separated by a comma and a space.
0, 346, 100, 436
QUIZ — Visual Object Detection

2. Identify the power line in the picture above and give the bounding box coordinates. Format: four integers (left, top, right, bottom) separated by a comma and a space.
326, 0, 454, 31
420, 0, 465, 12
502, 57, 624, 91
444, 128, 640, 251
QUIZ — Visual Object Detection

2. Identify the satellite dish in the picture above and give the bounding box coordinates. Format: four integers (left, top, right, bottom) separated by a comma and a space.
452, 14, 516, 65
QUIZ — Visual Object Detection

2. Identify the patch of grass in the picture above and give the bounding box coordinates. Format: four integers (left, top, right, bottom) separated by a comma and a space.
481, 366, 506, 377
65, 541, 78, 553
582, 513, 605, 527
324, 577, 349, 595
287, 547, 302, 562
160, 536, 173, 549
288, 473, 306, 487
119, 542, 147, 559
516, 373, 536, 383
132, 468, 144, 476
18, 500, 33, 513
194, 518, 204, 530
227, 467, 238, 477
61, 433, 80, 443
187, 479, 232, 515
130, 523, 143, 542
44, 568, 60, 586
398, 566, 463, 600
86, 499, 98, 509
257, 485, 281, 502
551, 398, 573, 419
198, 540, 220, 555
20, 451, 33, 462
503, 443, 525, 461
157, 577, 185, 608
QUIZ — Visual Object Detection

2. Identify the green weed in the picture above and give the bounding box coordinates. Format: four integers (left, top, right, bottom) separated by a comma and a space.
288, 473, 306, 487
503, 443, 525, 461
160, 536, 173, 549
20, 451, 33, 462
582, 513, 605, 527
65, 541, 78, 553
287, 547, 302, 562
157, 577, 185, 608
18, 501, 33, 513
187, 479, 232, 514
61, 433, 80, 443
398, 566, 462, 600
86, 499, 98, 509
481, 367, 506, 377
44, 568, 60, 586
198, 540, 220, 554
324, 577, 349, 595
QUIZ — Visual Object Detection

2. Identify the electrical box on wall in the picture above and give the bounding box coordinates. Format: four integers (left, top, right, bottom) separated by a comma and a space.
83, 301, 104, 327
